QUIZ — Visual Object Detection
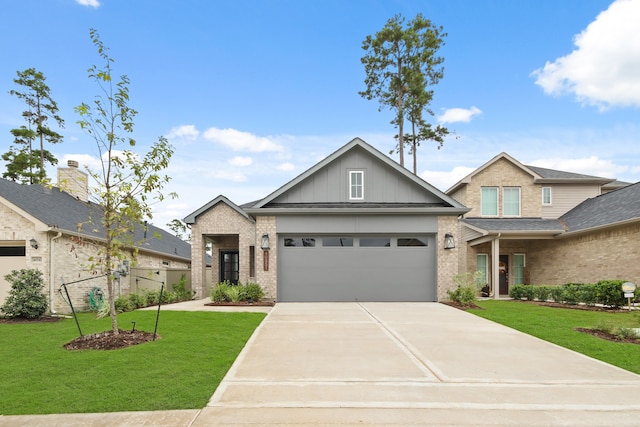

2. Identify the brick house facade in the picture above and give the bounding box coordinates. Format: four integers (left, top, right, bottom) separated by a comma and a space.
0, 162, 192, 313
447, 152, 638, 297
185, 138, 469, 302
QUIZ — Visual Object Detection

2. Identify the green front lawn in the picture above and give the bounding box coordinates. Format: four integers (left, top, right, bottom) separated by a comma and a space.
0, 310, 266, 415
470, 300, 640, 374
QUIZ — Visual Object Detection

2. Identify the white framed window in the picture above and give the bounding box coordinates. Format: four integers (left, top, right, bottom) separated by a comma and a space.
349, 170, 364, 200
503, 187, 521, 217
542, 187, 552, 205
481, 187, 498, 216
513, 253, 526, 285
477, 254, 488, 286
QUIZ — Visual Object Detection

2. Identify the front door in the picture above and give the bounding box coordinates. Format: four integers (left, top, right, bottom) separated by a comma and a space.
499, 254, 509, 295
220, 250, 239, 284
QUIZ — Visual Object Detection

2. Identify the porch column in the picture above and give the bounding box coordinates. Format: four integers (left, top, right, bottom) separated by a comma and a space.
492, 236, 500, 300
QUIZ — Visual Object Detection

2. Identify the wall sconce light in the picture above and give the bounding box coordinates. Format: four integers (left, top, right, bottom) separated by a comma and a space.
444, 233, 455, 249
261, 234, 270, 250
261, 234, 270, 271
29, 238, 39, 250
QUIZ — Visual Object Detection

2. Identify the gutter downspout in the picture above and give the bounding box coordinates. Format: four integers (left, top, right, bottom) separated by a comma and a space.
49, 231, 62, 314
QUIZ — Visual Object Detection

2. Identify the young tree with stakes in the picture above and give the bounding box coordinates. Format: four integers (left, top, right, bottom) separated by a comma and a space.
360, 13, 447, 171
3, 68, 64, 184
75, 29, 176, 334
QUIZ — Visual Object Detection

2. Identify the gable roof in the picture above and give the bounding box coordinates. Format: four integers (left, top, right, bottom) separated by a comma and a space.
183, 194, 253, 224
560, 181, 640, 234
245, 137, 468, 215
0, 178, 191, 261
446, 152, 614, 194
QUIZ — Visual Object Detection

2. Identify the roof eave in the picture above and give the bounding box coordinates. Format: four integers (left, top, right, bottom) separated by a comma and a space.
246, 207, 470, 215
534, 178, 614, 185
560, 217, 640, 238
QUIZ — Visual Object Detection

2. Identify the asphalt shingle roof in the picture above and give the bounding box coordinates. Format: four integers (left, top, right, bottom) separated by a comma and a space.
0, 178, 191, 260
560, 181, 640, 232
525, 165, 610, 181
462, 218, 565, 233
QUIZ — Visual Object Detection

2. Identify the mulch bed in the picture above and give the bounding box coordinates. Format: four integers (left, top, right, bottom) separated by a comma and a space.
574, 327, 640, 345
518, 300, 633, 313
205, 300, 275, 307
64, 329, 158, 350
0, 315, 63, 324
441, 301, 484, 310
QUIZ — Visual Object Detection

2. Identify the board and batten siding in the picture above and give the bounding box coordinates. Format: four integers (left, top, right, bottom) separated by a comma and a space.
271, 146, 442, 204
541, 184, 601, 219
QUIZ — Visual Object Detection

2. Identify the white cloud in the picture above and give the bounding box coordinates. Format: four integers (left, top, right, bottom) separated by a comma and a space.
75, 0, 100, 7
276, 162, 295, 172
228, 156, 253, 167
437, 106, 482, 124
529, 156, 622, 179
420, 166, 476, 192
60, 154, 101, 171
165, 125, 199, 142
202, 127, 284, 152
531, 0, 640, 109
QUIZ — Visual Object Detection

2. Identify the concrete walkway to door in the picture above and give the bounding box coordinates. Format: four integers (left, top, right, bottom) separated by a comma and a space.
198, 302, 640, 426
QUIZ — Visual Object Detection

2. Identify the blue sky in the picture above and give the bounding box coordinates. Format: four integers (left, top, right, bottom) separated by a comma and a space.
1, 0, 639, 229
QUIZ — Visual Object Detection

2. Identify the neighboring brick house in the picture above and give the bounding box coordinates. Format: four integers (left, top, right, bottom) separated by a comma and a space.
446, 152, 636, 297
0, 161, 192, 313
185, 138, 469, 302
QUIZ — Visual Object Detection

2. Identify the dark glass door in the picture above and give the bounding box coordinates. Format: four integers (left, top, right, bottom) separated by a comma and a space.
220, 251, 239, 284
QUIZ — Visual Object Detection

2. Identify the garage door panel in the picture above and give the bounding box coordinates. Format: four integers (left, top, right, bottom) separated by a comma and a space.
278, 236, 436, 302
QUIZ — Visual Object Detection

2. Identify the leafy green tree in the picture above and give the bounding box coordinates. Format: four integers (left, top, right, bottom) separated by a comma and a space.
75, 29, 176, 334
167, 219, 190, 241
4, 68, 64, 183
360, 13, 447, 169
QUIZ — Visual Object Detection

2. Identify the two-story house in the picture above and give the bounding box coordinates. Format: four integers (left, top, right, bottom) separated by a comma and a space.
446, 152, 637, 298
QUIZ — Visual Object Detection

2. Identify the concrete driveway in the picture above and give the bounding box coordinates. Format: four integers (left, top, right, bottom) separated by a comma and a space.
197, 302, 640, 426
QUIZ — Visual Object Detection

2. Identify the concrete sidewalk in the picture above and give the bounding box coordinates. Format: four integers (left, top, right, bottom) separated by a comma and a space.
2, 302, 639, 426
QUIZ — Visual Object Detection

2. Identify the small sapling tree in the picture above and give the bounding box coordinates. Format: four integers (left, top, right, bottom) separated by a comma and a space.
75, 29, 176, 334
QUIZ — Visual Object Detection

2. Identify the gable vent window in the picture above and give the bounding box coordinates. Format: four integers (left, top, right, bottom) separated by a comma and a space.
349, 170, 364, 200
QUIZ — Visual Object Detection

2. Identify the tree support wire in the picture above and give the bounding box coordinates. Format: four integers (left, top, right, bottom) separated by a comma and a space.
134, 272, 165, 341
58, 273, 108, 338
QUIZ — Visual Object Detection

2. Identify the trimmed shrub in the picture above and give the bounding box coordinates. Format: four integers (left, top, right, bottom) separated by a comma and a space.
595, 280, 626, 308
1, 269, 48, 319
578, 284, 597, 306
114, 296, 133, 313
561, 283, 581, 305
533, 286, 551, 302
509, 284, 526, 300
549, 286, 564, 303
447, 286, 477, 306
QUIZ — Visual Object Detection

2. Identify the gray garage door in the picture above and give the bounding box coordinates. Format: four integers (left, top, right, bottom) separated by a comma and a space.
278, 235, 436, 302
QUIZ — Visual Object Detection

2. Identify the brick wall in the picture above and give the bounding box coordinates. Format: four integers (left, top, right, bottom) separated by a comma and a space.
528, 222, 640, 285
437, 215, 462, 301
465, 158, 541, 217
254, 216, 277, 299
189, 202, 256, 298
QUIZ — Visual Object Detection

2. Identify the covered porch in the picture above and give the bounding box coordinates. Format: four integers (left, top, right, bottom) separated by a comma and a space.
462, 218, 565, 298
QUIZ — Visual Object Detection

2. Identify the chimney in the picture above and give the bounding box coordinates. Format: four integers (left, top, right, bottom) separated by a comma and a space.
57, 160, 89, 202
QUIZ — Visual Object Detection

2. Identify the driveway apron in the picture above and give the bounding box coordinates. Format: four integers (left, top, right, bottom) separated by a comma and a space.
198, 302, 640, 426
